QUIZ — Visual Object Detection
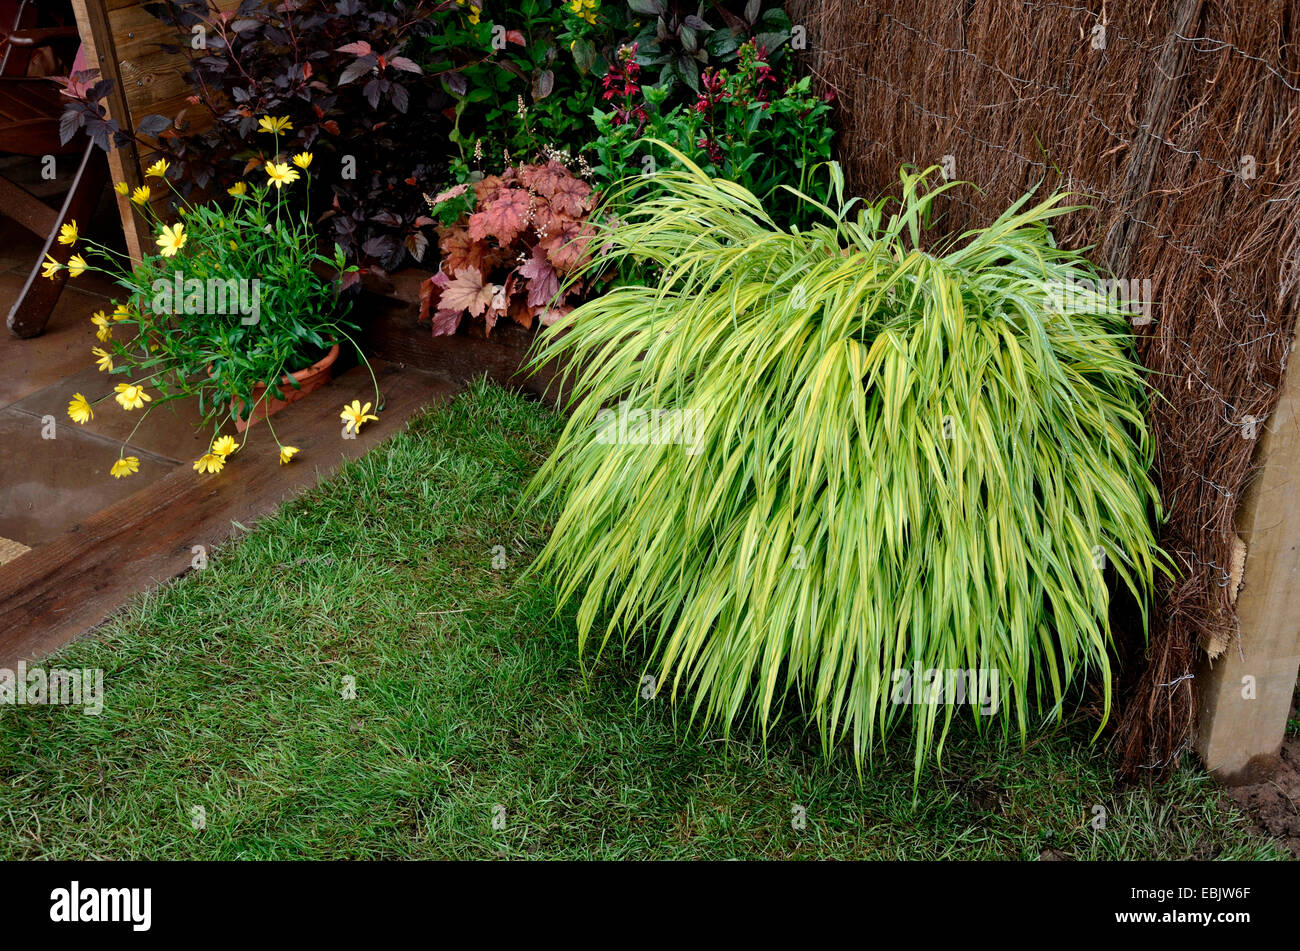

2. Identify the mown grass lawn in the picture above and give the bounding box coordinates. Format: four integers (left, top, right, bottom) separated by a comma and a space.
0, 381, 1286, 860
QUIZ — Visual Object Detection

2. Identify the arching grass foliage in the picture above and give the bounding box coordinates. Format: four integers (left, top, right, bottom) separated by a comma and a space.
526, 150, 1167, 775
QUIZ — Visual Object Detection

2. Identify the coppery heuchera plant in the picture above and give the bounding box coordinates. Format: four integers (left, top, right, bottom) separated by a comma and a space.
420, 157, 608, 335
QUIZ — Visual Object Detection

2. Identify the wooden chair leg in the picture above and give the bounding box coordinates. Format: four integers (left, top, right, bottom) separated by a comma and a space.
6, 143, 107, 339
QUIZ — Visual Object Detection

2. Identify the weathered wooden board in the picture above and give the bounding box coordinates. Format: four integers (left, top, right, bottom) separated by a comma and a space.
0, 359, 457, 665
1197, 344, 1300, 784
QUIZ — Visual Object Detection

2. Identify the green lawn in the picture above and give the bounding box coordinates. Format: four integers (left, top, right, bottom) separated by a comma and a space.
0, 381, 1286, 859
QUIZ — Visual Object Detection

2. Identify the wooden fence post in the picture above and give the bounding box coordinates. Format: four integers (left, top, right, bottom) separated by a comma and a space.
1196, 344, 1300, 782
68, 0, 241, 261
69, 0, 145, 260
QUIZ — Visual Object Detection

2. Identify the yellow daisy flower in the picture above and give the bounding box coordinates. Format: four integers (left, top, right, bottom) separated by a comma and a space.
40, 254, 60, 279
92, 347, 113, 372
91, 311, 112, 342
67, 393, 93, 424
257, 115, 292, 134
291, 151, 313, 169
112, 303, 131, 321
340, 400, 379, 434
144, 158, 170, 178
114, 181, 129, 196
265, 162, 300, 189
228, 181, 248, 196
157, 223, 187, 257
66, 254, 87, 278
278, 445, 300, 465
57, 221, 78, 246
130, 185, 152, 205
193, 452, 225, 474
211, 435, 238, 457
110, 456, 140, 479
114, 382, 152, 411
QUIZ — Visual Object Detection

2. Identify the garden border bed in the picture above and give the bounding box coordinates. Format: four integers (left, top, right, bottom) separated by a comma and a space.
356, 268, 567, 408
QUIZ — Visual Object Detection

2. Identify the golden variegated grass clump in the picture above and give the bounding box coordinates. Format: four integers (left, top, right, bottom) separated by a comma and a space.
527, 150, 1167, 773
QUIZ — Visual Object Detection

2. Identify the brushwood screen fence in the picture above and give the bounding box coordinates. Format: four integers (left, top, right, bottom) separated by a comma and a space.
786, 0, 1300, 774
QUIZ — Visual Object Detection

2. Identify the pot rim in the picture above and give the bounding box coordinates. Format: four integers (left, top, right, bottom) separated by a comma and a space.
255, 342, 341, 391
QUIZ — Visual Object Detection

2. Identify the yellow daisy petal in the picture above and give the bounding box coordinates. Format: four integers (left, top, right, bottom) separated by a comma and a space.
157, 223, 187, 258
114, 382, 152, 411
340, 399, 379, 434
257, 115, 292, 134
193, 452, 226, 474
91, 312, 112, 342
265, 162, 300, 189
211, 435, 238, 457
110, 456, 140, 478
67, 393, 93, 424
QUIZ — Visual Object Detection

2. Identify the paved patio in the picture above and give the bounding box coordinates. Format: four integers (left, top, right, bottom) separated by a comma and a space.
0, 210, 460, 663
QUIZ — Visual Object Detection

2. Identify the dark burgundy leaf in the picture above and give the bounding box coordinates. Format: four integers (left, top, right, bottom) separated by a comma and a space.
136, 113, 173, 137
86, 79, 114, 102
338, 55, 376, 87
405, 231, 428, 262
387, 56, 422, 74
390, 82, 409, 113
363, 235, 397, 258
85, 116, 114, 151
58, 107, 83, 146
532, 68, 555, 100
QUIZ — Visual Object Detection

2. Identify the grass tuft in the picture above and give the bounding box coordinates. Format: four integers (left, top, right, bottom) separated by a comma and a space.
529, 154, 1170, 776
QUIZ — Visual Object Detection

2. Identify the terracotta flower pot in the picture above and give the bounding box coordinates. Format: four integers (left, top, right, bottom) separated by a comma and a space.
232, 343, 340, 432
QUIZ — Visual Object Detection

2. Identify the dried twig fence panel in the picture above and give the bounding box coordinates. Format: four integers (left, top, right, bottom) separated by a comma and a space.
69, 0, 240, 260
788, 0, 1300, 779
